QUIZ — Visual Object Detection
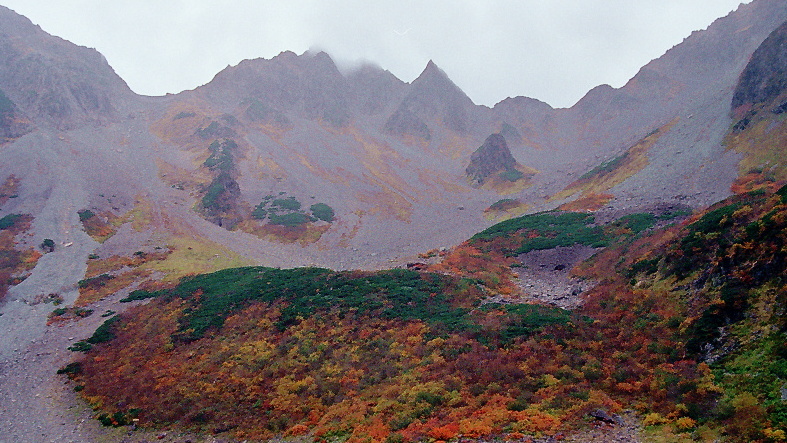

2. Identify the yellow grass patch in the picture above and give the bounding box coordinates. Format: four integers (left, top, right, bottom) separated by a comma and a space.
0, 175, 20, 207
156, 159, 212, 189
483, 199, 532, 222
725, 113, 787, 181
146, 235, 252, 284
552, 118, 678, 202
122, 196, 156, 232
80, 211, 123, 243
439, 134, 476, 160
237, 220, 331, 245
558, 193, 614, 212
478, 164, 539, 195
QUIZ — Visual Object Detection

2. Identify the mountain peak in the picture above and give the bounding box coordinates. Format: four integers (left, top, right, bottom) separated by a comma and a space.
413, 59, 453, 86
387, 59, 475, 133
0, 5, 132, 129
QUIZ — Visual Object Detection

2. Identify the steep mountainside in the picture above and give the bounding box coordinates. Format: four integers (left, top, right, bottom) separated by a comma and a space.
732, 19, 787, 111
727, 18, 787, 182
0, 6, 135, 129
0, 2, 786, 441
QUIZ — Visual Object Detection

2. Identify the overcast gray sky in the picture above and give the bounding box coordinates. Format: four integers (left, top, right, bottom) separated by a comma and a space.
1, 0, 752, 108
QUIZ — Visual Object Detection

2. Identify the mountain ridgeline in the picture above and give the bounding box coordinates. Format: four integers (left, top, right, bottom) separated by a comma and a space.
0, 1, 786, 442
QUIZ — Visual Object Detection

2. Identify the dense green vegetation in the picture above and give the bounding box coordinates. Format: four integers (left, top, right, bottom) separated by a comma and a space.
126, 267, 573, 344
63, 184, 786, 441
471, 210, 667, 256
68, 316, 121, 353
499, 168, 524, 182
77, 209, 95, 222
199, 139, 240, 216
271, 196, 301, 211
310, 203, 335, 222
472, 211, 608, 255
203, 139, 237, 172
623, 187, 787, 436
251, 193, 335, 227
579, 152, 628, 180
0, 213, 22, 230
269, 212, 314, 227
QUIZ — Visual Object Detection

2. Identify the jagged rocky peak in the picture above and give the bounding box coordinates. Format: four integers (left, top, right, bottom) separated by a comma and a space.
465, 133, 517, 185
205, 50, 352, 126
732, 19, 787, 111
0, 6, 133, 129
493, 95, 553, 115
346, 63, 407, 115
406, 60, 475, 112
411, 60, 467, 98
385, 59, 475, 136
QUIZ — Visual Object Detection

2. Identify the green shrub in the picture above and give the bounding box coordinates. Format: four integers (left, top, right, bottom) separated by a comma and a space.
579, 152, 628, 180
658, 208, 692, 220
78, 274, 114, 289
271, 196, 301, 211
489, 199, 518, 211
56, 362, 82, 375
251, 206, 268, 220
617, 213, 656, 233
120, 289, 160, 303
78, 209, 95, 221
269, 212, 312, 227
310, 203, 334, 222
87, 316, 120, 344
68, 341, 93, 352
777, 183, 787, 203
0, 213, 22, 230
499, 168, 524, 182
195, 121, 220, 139
173, 111, 195, 120
626, 258, 660, 278
40, 238, 55, 252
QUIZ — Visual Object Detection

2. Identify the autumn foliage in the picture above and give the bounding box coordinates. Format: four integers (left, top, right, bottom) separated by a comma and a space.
63, 185, 787, 442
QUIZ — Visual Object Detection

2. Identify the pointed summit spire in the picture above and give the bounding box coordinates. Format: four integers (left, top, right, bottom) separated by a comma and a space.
413, 60, 451, 85
409, 59, 473, 106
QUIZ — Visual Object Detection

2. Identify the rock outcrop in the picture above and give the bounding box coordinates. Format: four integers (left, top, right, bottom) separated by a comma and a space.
0, 6, 134, 129
732, 19, 787, 110
466, 133, 517, 185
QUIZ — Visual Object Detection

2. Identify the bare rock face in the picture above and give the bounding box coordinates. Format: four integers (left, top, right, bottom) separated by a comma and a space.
0, 87, 30, 141
465, 133, 516, 185
732, 19, 787, 110
384, 60, 476, 139
0, 6, 134, 129
383, 107, 431, 141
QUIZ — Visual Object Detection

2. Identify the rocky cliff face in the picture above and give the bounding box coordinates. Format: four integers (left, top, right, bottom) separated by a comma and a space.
384, 60, 479, 140
0, 6, 134, 129
466, 133, 516, 185
0, 87, 30, 142
732, 19, 787, 111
